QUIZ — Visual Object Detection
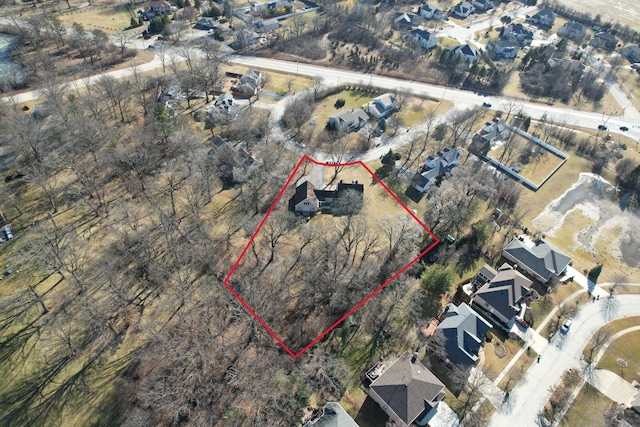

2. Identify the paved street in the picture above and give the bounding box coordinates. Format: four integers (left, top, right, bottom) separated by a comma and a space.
489, 294, 640, 427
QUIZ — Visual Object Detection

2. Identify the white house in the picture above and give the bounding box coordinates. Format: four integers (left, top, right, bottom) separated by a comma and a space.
450, 43, 480, 63
363, 93, 398, 119
410, 28, 438, 50
328, 109, 369, 132
418, 3, 444, 20
451, 1, 475, 19
530, 9, 555, 27
488, 40, 520, 59
502, 23, 533, 46
472, 0, 493, 12
622, 45, 640, 63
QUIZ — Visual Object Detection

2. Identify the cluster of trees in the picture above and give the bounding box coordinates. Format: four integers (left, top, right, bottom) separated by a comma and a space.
438, 49, 511, 92
228, 209, 424, 352
617, 159, 640, 206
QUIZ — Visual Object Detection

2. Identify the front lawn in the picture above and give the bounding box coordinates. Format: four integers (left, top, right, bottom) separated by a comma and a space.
596, 330, 640, 384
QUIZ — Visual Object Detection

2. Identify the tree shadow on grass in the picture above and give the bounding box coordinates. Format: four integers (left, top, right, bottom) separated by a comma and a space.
354, 396, 388, 427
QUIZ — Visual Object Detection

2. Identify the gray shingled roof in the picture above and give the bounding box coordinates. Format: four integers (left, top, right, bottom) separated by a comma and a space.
370, 352, 445, 425
304, 403, 358, 427
474, 263, 532, 322
503, 238, 572, 281
437, 303, 492, 366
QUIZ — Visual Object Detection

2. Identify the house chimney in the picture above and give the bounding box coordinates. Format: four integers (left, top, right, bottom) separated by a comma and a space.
411, 352, 419, 363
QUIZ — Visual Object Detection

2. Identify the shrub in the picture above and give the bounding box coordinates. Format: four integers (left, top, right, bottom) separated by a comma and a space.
334, 98, 346, 109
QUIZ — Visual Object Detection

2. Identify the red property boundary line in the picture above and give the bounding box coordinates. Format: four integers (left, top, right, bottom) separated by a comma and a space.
223, 155, 440, 359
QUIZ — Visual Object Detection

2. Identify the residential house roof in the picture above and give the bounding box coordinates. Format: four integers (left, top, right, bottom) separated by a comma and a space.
303, 403, 358, 427
437, 303, 492, 367
450, 43, 479, 61
369, 352, 445, 426
329, 108, 369, 130
473, 263, 532, 323
452, 1, 474, 16
420, 3, 437, 13
290, 180, 319, 208
474, 118, 509, 144
503, 238, 572, 282
594, 31, 617, 43
411, 28, 436, 42
411, 147, 461, 190
394, 12, 419, 26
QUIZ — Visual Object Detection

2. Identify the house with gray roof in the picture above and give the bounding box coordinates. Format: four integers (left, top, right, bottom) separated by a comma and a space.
449, 43, 480, 63
411, 147, 461, 193
410, 28, 438, 50
472, 263, 532, 327
590, 32, 618, 50
418, 3, 444, 20
366, 352, 445, 427
472, 0, 493, 13
289, 180, 364, 215
488, 40, 521, 60
502, 23, 534, 47
363, 93, 398, 119
530, 9, 555, 28
622, 45, 640, 63
557, 21, 587, 42
393, 12, 420, 29
451, 1, 475, 19
328, 109, 369, 132
437, 302, 491, 368
502, 237, 572, 284
303, 402, 358, 427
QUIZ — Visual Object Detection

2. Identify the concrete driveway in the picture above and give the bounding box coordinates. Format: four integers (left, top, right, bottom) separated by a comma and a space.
588, 369, 638, 406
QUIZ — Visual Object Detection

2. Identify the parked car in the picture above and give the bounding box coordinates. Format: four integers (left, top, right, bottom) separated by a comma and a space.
482, 102, 492, 108
597, 124, 608, 131
560, 319, 572, 333
620, 126, 629, 131
631, 63, 640, 70
515, 317, 529, 329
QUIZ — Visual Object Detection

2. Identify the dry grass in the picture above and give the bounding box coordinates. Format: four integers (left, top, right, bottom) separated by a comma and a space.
596, 330, 640, 383
529, 281, 583, 331
559, 384, 611, 427
59, 5, 134, 34
309, 89, 375, 134
582, 316, 640, 360
496, 346, 537, 391
481, 330, 527, 381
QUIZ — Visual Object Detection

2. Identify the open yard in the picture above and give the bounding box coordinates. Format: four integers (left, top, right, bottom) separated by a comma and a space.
596, 330, 640, 383
59, 5, 134, 34
582, 316, 640, 361
481, 329, 527, 381
559, 384, 612, 427
496, 347, 537, 392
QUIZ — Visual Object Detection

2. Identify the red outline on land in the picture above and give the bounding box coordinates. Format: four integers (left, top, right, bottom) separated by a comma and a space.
223, 155, 440, 359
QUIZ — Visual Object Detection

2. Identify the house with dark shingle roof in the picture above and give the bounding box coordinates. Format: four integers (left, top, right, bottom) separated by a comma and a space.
363, 93, 398, 119
530, 9, 555, 28
289, 180, 364, 215
437, 303, 491, 368
472, 263, 532, 327
451, 1, 475, 19
410, 28, 438, 50
411, 147, 461, 193
590, 32, 618, 50
328, 109, 369, 132
366, 352, 445, 427
303, 402, 358, 427
449, 43, 480, 63
502, 237, 572, 284
502, 23, 534, 47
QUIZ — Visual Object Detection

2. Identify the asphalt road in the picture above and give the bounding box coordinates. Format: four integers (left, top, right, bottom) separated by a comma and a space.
489, 294, 640, 427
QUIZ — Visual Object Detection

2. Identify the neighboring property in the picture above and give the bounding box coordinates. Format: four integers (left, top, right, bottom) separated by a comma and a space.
288, 180, 364, 215
449, 43, 480, 63
411, 147, 462, 193
502, 237, 572, 284
471, 263, 532, 327
327, 109, 369, 132
502, 23, 534, 47
471, 118, 509, 148
210, 136, 262, 186
529, 8, 555, 28
547, 58, 585, 73
418, 3, 444, 20
451, 1, 475, 19
303, 402, 358, 427
145, 0, 172, 15
363, 93, 398, 119
410, 28, 438, 50
472, 0, 493, 13
622, 44, 640, 63
393, 12, 420, 29
197, 17, 222, 30
232, 69, 263, 98
488, 40, 520, 60
590, 31, 618, 50
254, 18, 281, 33
556, 21, 587, 42
436, 303, 492, 368
365, 352, 446, 427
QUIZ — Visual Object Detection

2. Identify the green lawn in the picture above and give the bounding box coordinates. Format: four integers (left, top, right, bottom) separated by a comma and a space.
309, 90, 375, 134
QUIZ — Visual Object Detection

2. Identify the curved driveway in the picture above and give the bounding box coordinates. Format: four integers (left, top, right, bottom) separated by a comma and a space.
489, 294, 640, 427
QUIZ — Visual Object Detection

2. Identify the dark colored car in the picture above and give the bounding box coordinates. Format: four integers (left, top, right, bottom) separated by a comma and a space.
482, 102, 492, 108
620, 126, 629, 131
515, 317, 529, 329
597, 124, 608, 131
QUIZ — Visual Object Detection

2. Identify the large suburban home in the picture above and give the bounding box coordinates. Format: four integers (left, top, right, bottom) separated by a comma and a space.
418, 3, 444, 20
232, 69, 263, 98
363, 93, 398, 119
590, 31, 618, 50
556, 21, 587, 42
303, 402, 358, 427
411, 147, 462, 193
253, 18, 281, 33
622, 45, 640, 63
210, 136, 262, 186
145, 0, 173, 16
502, 237, 572, 285
393, 12, 420, 29
288, 180, 364, 215
451, 1, 475, 19
488, 40, 520, 60
471, 263, 532, 327
529, 9, 555, 28
327, 109, 369, 132
502, 23, 534, 46
473, 118, 509, 146
365, 352, 446, 427
449, 43, 480, 63
410, 28, 438, 50
472, 0, 493, 13
437, 303, 492, 369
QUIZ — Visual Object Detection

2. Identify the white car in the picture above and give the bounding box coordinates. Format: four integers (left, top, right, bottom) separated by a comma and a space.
560, 319, 572, 333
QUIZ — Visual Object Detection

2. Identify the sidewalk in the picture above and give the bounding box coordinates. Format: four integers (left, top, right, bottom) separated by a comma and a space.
587, 369, 638, 406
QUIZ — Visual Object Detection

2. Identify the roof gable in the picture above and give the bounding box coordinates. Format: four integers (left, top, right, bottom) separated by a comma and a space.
503, 238, 572, 280
437, 303, 491, 365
